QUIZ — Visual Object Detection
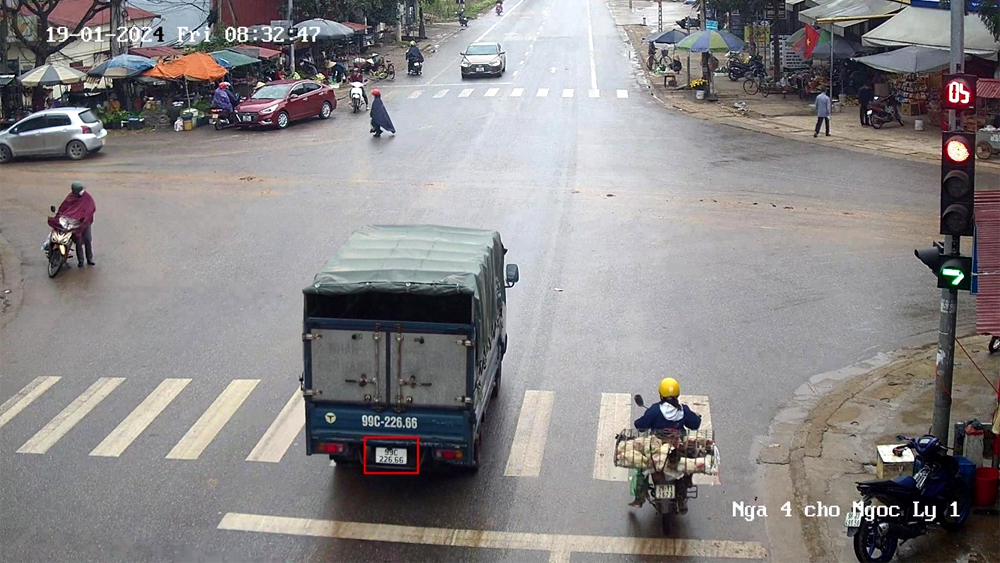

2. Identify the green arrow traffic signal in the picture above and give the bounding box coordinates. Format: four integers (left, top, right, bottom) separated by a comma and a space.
941, 267, 965, 286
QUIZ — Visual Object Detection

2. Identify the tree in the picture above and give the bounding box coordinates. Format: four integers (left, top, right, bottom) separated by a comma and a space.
282, 0, 335, 21
0, 0, 109, 67
979, 0, 1000, 41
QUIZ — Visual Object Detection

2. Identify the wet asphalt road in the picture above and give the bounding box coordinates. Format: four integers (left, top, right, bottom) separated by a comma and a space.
0, 0, 989, 561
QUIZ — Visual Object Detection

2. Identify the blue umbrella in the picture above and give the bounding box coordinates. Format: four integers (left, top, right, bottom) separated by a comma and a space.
87, 54, 155, 78
648, 29, 688, 45
675, 30, 746, 53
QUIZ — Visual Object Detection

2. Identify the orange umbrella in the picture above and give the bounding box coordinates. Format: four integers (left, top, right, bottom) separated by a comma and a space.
143, 52, 227, 81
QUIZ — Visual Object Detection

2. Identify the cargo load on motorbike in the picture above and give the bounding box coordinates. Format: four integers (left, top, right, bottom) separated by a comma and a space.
613, 428, 721, 484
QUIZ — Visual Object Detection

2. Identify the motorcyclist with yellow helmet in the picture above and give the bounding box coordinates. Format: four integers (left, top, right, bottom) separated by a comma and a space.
629, 377, 702, 508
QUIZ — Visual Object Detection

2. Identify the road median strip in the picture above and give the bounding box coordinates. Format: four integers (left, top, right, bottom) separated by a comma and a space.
217, 512, 768, 559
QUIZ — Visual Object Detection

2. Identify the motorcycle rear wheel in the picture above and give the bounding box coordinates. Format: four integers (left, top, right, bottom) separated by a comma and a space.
47, 252, 63, 278
852, 517, 898, 562
939, 479, 972, 531
871, 117, 884, 129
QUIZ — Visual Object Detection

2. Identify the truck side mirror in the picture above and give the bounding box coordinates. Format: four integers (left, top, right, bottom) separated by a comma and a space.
634, 394, 645, 407
505, 263, 519, 287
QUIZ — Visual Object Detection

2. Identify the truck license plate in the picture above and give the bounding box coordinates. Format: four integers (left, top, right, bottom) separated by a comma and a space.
375, 447, 407, 465
654, 484, 674, 499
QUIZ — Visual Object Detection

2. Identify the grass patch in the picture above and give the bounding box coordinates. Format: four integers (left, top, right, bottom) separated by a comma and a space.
422, 0, 497, 22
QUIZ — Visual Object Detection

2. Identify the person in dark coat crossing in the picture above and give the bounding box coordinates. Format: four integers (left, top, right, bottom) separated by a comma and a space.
369, 89, 396, 137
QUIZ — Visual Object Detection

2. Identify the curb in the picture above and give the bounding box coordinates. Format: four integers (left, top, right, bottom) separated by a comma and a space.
757, 336, 980, 561
0, 231, 23, 330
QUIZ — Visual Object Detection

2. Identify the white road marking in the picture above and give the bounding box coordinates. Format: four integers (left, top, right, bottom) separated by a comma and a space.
504, 390, 554, 477
408, 90, 423, 99
485, 87, 499, 97
589, 89, 600, 98
166, 379, 259, 460
585, 0, 598, 91
473, 0, 529, 43
593, 393, 631, 482
617, 89, 629, 98
562, 89, 574, 98
510, 88, 523, 97
459, 88, 474, 98
512, 70, 518, 77
549, 551, 571, 563
89, 378, 190, 458
0, 376, 60, 430
246, 391, 304, 463
549, 67, 557, 73
389, 82, 511, 88
17, 377, 124, 454
536, 88, 549, 97
432, 89, 449, 98
217, 513, 768, 559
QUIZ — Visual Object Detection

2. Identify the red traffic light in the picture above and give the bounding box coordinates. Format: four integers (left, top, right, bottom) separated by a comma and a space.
942, 74, 977, 111
945, 138, 971, 163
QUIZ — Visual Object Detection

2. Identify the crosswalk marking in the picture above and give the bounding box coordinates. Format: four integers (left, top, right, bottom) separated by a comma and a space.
589, 89, 600, 98
89, 378, 190, 458
246, 391, 304, 463
536, 88, 549, 97
562, 89, 574, 98
0, 376, 60, 430
510, 88, 523, 97
408, 90, 423, 99
459, 88, 473, 98
617, 89, 629, 99
166, 379, 259, 461
433, 89, 449, 98
485, 87, 499, 97
593, 393, 632, 482
504, 390, 554, 477
17, 377, 124, 454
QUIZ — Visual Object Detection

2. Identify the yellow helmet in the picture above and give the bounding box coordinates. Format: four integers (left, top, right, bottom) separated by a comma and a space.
658, 378, 680, 399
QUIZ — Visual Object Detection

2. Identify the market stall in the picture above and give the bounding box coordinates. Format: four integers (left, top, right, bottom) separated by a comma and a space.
143, 53, 227, 129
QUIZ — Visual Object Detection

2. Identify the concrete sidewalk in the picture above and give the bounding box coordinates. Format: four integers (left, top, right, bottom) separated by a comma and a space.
760, 335, 1000, 562
621, 21, 1000, 173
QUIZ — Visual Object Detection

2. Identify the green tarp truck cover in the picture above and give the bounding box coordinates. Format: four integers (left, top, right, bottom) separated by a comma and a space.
304, 225, 505, 343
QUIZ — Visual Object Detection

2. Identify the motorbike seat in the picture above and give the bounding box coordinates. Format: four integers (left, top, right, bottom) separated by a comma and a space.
857, 475, 918, 493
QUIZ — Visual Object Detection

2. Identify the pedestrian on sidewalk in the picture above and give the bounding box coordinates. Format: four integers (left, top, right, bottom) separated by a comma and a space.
814, 89, 831, 138
369, 89, 396, 138
858, 82, 874, 127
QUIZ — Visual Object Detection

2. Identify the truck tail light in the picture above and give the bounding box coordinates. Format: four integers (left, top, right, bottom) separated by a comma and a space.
316, 442, 346, 454
434, 449, 463, 460
81, 125, 93, 134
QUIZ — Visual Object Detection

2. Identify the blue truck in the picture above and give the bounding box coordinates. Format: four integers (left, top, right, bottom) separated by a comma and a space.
300, 225, 519, 471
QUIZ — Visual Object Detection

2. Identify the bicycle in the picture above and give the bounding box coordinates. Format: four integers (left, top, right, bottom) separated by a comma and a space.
372, 58, 396, 80
646, 48, 671, 71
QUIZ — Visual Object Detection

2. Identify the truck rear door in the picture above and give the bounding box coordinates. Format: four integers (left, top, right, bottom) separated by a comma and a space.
388, 327, 472, 410
307, 326, 385, 404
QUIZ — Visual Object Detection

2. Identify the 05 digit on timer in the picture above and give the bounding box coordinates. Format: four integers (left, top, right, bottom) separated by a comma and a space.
942, 74, 977, 112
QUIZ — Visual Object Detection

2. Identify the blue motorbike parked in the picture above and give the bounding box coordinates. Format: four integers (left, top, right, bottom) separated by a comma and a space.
846, 434, 972, 562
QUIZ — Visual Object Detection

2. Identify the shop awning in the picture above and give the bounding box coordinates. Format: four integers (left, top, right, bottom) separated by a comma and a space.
979, 79, 1000, 99
851, 45, 957, 73
0, 75, 14, 86
209, 49, 260, 68
862, 6, 1000, 60
786, 0, 823, 9
143, 52, 227, 81
131, 46, 185, 59
800, 0, 903, 35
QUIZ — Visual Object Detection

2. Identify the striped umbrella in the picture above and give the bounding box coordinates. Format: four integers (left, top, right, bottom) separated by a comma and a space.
18, 64, 87, 87
87, 54, 156, 78
675, 30, 746, 53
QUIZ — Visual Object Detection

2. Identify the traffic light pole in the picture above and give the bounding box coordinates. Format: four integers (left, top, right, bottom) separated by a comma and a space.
931, 0, 966, 444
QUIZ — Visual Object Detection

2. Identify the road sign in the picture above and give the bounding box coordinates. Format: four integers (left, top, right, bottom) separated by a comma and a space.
706, 20, 718, 30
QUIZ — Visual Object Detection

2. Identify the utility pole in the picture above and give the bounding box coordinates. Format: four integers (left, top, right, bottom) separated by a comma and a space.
931, 0, 966, 444
287, 0, 295, 72
1, 1, 9, 77
700, 0, 711, 99
110, 0, 126, 56
396, 2, 403, 43
657, 0, 662, 33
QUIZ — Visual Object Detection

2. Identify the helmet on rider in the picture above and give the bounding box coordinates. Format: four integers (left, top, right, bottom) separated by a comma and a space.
71, 181, 85, 195
658, 378, 680, 400
218, 82, 228, 89
372, 89, 381, 97
410, 41, 416, 46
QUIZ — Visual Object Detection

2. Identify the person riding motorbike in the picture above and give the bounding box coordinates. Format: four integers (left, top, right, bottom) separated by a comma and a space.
349, 68, 368, 107
496, 0, 503, 13
222, 82, 241, 108
405, 41, 424, 74
211, 82, 235, 121
55, 181, 97, 267
629, 378, 702, 508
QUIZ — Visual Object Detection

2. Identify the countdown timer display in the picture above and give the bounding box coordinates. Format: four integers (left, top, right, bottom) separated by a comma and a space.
941, 74, 977, 112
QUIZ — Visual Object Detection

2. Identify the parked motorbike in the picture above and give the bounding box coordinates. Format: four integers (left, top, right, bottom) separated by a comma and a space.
407, 59, 423, 76
42, 205, 80, 278
457, 9, 469, 26
613, 394, 720, 535
350, 82, 367, 113
677, 17, 700, 29
867, 95, 904, 129
210, 108, 238, 130
727, 55, 765, 81
846, 434, 972, 562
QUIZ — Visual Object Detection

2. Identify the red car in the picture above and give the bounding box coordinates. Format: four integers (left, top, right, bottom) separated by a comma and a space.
235, 79, 337, 129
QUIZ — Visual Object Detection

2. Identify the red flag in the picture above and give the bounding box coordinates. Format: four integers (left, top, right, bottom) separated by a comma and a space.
803, 24, 820, 59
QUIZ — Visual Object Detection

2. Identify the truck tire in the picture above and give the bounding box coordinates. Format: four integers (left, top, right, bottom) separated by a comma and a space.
469, 432, 482, 472
492, 361, 502, 398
